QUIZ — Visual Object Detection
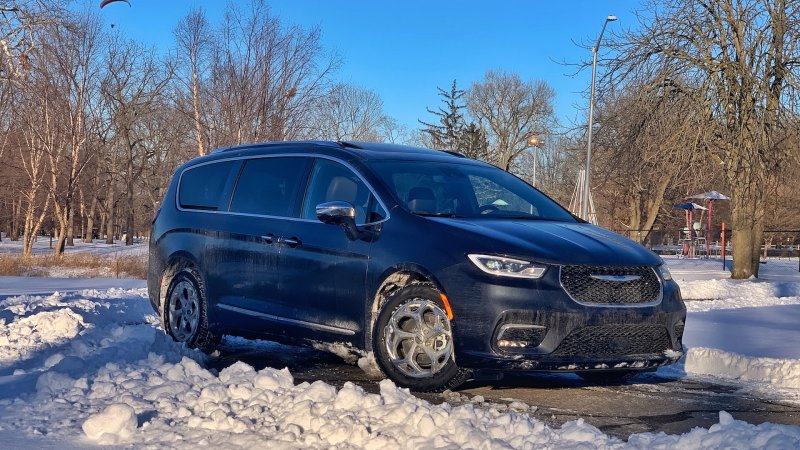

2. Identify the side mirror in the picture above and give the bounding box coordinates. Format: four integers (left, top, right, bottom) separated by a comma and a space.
316, 201, 359, 240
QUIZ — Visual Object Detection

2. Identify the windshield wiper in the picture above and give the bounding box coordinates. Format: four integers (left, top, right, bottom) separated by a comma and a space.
491, 215, 563, 221
414, 212, 463, 218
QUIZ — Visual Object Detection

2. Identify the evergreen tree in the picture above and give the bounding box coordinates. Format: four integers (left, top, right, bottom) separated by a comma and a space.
459, 121, 489, 160
418, 80, 465, 150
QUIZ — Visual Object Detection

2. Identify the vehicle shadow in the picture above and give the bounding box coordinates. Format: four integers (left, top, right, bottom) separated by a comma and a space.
209, 336, 684, 395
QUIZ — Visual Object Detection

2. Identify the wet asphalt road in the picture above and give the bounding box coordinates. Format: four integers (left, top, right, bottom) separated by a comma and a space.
208, 339, 800, 440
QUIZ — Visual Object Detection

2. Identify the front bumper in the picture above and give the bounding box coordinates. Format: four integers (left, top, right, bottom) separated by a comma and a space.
440, 264, 687, 373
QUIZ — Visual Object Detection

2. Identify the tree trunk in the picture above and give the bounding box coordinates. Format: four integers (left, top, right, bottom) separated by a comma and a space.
22, 193, 49, 257
52, 202, 67, 257
11, 196, 20, 241
85, 195, 97, 244
105, 181, 115, 244
78, 189, 86, 242
66, 205, 75, 246
192, 70, 206, 156
729, 187, 760, 279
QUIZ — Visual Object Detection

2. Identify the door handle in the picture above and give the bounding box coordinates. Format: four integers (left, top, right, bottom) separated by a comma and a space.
260, 233, 275, 244
282, 236, 301, 248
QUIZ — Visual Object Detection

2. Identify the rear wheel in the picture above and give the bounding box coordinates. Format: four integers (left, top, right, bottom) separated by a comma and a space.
161, 265, 219, 353
373, 283, 471, 392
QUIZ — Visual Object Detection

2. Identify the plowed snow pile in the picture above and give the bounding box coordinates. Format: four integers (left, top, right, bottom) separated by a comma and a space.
0, 285, 799, 448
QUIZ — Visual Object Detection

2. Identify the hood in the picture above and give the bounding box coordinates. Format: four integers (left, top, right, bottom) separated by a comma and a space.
432, 218, 661, 266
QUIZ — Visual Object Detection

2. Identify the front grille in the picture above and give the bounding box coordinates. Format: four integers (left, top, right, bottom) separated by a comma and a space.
674, 321, 685, 342
560, 265, 661, 305
550, 324, 672, 358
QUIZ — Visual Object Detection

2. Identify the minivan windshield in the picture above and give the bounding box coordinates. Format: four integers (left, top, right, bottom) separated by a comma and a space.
369, 161, 577, 222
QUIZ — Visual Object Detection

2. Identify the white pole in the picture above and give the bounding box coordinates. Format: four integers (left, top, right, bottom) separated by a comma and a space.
582, 16, 616, 221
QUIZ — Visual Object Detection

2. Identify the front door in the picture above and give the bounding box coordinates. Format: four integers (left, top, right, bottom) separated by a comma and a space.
276, 158, 386, 341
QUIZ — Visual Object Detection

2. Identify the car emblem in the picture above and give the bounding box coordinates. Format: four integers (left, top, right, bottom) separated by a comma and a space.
589, 274, 641, 282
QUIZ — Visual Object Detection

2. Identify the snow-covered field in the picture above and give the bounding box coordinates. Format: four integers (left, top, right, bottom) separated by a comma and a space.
0, 235, 148, 258
658, 257, 800, 408
0, 236, 148, 278
0, 257, 799, 448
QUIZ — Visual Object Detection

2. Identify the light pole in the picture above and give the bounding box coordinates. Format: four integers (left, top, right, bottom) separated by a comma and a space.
582, 15, 617, 221
527, 135, 543, 187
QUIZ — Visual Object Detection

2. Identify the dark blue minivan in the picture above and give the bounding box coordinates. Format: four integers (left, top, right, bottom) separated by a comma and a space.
148, 141, 686, 391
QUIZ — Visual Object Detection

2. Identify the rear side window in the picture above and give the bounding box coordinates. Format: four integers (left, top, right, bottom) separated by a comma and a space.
179, 161, 236, 210
230, 157, 310, 217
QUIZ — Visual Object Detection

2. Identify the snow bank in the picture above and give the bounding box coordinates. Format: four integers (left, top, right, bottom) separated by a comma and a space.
627, 411, 800, 449
685, 348, 800, 389
678, 278, 800, 301
0, 284, 796, 448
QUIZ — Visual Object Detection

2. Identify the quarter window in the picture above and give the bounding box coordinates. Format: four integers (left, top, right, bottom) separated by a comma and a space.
179, 161, 237, 210
230, 157, 310, 217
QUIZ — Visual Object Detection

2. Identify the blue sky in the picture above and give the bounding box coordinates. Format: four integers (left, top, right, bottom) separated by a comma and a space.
96, 1, 640, 132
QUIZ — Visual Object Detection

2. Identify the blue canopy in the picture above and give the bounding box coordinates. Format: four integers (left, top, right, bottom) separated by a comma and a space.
673, 202, 707, 210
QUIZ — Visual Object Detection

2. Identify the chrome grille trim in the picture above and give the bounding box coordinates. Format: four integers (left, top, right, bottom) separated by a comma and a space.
559, 265, 663, 307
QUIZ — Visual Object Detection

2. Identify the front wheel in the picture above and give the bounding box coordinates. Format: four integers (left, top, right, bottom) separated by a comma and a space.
373, 283, 471, 392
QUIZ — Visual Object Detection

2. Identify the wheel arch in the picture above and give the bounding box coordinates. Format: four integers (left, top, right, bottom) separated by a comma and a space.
365, 263, 445, 351
157, 251, 203, 319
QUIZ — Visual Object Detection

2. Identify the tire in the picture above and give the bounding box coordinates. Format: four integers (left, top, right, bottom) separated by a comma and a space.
373, 282, 471, 392
577, 370, 637, 385
161, 265, 219, 353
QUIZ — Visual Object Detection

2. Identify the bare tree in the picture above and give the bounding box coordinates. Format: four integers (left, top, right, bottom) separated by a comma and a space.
17, 79, 53, 255
38, 12, 102, 256
0, 0, 62, 80
590, 80, 706, 243
174, 7, 211, 156
102, 35, 172, 246
602, 0, 800, 278
467, 70, 556, 171
200, 0, 337, 148
312, 83, 390, 141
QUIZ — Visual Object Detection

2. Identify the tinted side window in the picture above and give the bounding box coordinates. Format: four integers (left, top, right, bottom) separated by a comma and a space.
302, 159, 385, 225
230, 157, 310, 217
179, 161, 236, 210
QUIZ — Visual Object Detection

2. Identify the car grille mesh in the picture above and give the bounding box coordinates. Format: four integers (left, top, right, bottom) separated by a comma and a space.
560, 265, 661, 305
550, 324, 672, 358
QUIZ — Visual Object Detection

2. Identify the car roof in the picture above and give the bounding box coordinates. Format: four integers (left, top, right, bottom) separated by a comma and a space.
198, 140, 486, 166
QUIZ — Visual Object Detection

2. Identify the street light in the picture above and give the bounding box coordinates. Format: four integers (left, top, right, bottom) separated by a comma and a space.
582, 14, 617, 221
527, 135, 544, 187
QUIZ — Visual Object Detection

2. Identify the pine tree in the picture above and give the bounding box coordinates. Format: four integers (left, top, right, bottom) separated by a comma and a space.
418, 80, 465, 150
459, 122, 489, 160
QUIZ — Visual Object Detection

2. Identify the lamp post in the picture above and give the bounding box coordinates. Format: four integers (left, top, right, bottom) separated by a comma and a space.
582, 14, 617, 221
527, 135, 543, 187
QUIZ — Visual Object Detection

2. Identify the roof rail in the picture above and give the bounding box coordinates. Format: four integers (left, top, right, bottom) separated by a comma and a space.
211, 141, 339, 154
440, 149, 467, 158
337, 141, 365, 150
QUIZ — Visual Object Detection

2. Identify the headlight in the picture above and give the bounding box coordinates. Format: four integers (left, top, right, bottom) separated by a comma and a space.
467, 254, 547, 279
658, 264, 673, 281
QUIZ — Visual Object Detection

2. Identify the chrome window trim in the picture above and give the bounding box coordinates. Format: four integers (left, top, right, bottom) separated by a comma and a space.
175, 153, 391, 225
558, 266, 663, 308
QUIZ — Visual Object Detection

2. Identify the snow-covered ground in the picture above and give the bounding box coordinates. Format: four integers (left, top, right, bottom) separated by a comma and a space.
0, 236, 148, 278
0, 257, 799, 448
0, 235, 148, 257
658, 256, 800, 407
